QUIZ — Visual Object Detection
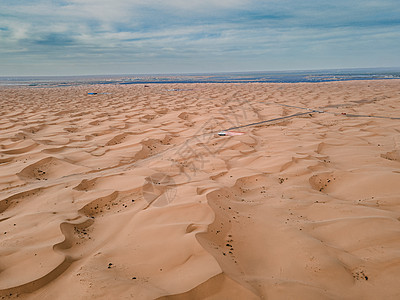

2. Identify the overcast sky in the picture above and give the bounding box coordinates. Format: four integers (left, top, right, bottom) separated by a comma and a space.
1, 0, 399, 76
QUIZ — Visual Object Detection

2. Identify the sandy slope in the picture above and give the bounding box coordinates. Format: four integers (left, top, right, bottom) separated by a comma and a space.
1, 80, 400, 299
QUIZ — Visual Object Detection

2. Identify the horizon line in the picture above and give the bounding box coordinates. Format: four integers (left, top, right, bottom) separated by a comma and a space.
1, 66, 400, 79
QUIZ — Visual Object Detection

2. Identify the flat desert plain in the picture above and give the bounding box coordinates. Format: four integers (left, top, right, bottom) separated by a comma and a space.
1, 80, 400, 299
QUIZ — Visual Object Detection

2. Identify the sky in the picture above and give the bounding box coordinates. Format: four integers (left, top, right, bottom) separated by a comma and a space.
0, 0, 400, 76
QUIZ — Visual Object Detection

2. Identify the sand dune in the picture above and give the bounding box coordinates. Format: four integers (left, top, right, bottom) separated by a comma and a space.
1, 80, 400, 299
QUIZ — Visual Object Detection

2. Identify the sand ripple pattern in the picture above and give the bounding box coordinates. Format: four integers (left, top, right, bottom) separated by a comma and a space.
1, 81, 400, 299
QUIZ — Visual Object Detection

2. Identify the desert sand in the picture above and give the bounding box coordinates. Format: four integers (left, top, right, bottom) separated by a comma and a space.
1, 80, 400, 299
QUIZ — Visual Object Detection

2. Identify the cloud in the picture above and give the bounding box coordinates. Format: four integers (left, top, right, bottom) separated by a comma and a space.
0, 0, 399, 75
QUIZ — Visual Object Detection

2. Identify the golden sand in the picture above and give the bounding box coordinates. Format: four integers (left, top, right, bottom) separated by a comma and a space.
1, 80, 400, 299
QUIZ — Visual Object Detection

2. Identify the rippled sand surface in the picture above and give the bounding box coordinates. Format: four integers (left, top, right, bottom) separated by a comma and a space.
1, 80, 400, 299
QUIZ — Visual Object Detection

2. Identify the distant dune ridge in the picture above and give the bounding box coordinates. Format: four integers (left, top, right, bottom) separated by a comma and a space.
1, 80, 400, 299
